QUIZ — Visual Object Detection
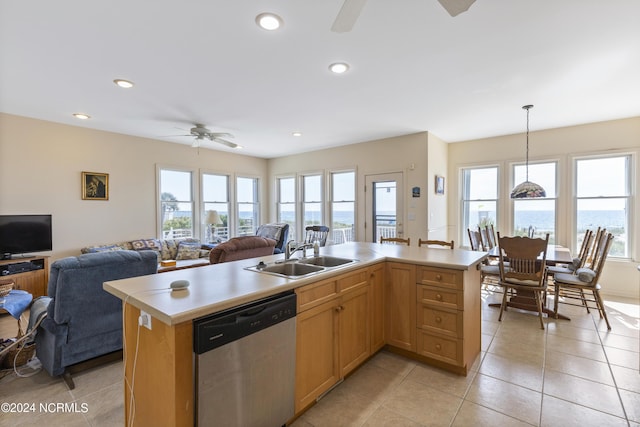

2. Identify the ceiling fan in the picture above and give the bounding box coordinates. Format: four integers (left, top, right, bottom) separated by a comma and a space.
331, 0, 477, 33
175, 124, 239, 149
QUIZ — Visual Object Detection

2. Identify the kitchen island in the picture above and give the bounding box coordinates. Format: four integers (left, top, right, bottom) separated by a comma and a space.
104, 242, 487, 426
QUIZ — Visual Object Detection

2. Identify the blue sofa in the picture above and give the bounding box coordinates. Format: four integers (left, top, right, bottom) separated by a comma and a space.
255, 223, 289, 254
36, 250, 158, 387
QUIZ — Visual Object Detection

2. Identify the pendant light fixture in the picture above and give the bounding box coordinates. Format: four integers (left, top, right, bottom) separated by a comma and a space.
510, 105, 546, 199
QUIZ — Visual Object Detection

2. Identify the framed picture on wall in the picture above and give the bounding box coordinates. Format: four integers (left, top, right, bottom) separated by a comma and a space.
435, 175, 445, 195
82, 171, 109, 200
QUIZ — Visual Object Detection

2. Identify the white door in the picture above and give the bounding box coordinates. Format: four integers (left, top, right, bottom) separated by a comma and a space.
365, 173, 404, 243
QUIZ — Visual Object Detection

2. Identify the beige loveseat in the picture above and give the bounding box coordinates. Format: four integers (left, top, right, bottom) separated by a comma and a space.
81, 237, 211, 271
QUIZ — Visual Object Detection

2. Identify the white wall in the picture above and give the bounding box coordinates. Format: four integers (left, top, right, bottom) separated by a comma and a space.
0, 113, 268, 260
447, 117, 640, 298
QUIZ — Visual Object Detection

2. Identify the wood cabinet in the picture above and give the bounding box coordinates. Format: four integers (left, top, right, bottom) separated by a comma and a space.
415, 265, 480, 375
384, 262, 416, 352
369, 263, 385, 352
0, 256, 49, 299
294, 267, 372, 413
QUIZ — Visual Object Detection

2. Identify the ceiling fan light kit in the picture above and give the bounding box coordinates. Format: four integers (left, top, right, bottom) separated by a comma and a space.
510, 105, 547, 199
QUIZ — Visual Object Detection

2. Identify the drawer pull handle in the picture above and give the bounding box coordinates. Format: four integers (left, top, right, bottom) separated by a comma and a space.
435, 344, 442, 351
435, 316, 442, 323
436, 294, 442, 301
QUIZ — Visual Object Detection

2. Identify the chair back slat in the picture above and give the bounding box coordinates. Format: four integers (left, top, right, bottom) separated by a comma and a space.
418, 239, 454, 249
497, 232, 549, 285
467, 229, 482, 251
380, 237, 410, 246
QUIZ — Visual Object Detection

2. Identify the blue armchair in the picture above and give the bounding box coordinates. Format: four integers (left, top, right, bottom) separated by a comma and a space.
36, 250, 158, 387
256, 223, 290, 254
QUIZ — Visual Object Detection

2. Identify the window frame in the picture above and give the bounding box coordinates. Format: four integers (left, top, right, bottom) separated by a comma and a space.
572, 152, 633, 259
157, 165, 199, 240
460, 165, 499, 248
329, 169, 357, 244
201, 171, 231, 242
510, 160, 559, 243
236, 175, 260, 236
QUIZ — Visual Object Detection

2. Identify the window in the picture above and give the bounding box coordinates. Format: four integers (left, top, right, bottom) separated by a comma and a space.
331, 171, 356, 244
575, 155, 631, 258
512, 162, 557, 243
202, 173, 229, 242
461, 166, 498, 247
237, 176, 259, 236
277, 176, 297, 241
159, 168, 194, 239
302, 174, 323, 229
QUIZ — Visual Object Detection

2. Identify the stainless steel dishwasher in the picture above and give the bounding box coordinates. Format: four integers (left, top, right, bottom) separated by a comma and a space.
193, 291, 296, 427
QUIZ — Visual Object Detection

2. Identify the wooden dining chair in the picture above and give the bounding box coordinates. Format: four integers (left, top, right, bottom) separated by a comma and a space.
304, 225, 330, 246
418, 239, 454, 249
496, 232, 550, 329
469, 228, 500, 289
553, 232, 614, 330
380, 237, 410, 246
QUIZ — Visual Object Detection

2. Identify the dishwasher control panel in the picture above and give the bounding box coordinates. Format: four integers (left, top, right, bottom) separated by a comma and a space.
193, 291, 296, 354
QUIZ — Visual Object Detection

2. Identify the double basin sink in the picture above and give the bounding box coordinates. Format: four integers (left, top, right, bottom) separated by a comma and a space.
245, 256, 358, 279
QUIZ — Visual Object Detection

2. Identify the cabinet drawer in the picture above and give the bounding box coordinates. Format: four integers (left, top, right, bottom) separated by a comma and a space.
337, 269, 368, 293
417, 285, 463, 310
416, 267, 462, 290
296, 278, 338, 312
416, 304, 462, 338
416, 330, 463, 366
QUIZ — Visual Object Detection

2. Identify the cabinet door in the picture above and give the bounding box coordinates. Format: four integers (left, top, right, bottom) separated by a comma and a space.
369, 263, 385, 352
385, 262, 416, 352
12, 270, 46, 298
339, 285, 370, 377
295, 299, 340, 413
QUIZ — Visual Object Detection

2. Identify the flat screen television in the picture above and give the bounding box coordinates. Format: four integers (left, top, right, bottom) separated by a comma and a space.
0, 214, 53, 259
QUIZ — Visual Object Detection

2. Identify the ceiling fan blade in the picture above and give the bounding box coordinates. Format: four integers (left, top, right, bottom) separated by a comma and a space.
212, 137, 238, 149
209, 132, 234, 139
331, 0, 368, 33
437, 0, 476, 17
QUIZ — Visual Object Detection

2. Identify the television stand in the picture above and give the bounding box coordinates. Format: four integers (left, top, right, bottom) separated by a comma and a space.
0, 256, 49, 301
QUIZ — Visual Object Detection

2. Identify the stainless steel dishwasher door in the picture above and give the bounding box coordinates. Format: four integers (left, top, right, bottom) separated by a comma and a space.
195, 311, 296, 427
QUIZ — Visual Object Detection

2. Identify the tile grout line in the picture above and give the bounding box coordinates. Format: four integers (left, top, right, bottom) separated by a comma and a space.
592, 312, 631, 425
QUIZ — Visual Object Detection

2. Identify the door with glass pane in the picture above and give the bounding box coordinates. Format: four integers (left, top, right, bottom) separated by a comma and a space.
365, 173, 404, 243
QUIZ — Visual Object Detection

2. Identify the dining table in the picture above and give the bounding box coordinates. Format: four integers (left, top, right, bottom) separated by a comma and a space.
487, 244, 574, 320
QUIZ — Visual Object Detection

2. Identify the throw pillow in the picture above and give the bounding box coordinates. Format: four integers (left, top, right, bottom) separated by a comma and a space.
576, 267, 596, 283
130, 239, 161, 251
569, 257, 582, 271
86, 245, 122, 253
176, 242, 202, 260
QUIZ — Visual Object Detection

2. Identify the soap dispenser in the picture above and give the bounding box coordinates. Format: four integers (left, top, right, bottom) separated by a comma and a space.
313, 239, 320, 257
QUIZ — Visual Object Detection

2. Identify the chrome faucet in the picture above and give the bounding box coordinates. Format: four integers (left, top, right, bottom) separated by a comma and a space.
285, 240, 313, 260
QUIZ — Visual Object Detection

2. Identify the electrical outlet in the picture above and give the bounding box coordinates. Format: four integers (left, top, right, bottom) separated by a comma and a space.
139, 310, 152, 330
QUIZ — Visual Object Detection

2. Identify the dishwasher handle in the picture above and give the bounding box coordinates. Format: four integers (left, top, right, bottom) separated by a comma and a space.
193, 291, 296, 354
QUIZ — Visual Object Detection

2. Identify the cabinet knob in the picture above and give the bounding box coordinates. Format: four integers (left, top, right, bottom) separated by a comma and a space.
436, 274, 442, 281
435, 316, 442, 323
335, 305, 344, 313
436, 294, 442, 301
435, 344, 442, 351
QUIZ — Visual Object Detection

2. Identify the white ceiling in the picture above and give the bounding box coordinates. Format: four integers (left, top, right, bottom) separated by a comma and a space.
1, 0, 639, 159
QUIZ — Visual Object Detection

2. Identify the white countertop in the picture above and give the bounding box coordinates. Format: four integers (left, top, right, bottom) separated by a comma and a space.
104, 242, 487, 326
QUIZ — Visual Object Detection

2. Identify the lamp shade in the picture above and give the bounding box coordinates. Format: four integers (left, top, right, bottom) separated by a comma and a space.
510, 181, 546, 199
206, 210, 222, 225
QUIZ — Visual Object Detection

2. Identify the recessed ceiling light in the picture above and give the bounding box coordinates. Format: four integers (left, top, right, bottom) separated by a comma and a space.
73, 113, 91, 120
256, 13, 283, 30
113, 79, 134, 88
292, 132, 302, 137
329, 62, 349, 74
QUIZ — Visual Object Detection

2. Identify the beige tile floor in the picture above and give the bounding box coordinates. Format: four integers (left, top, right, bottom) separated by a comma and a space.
1, 290, 638, 427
